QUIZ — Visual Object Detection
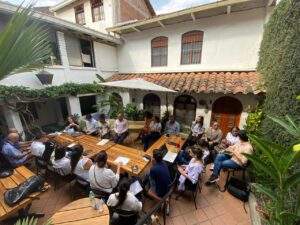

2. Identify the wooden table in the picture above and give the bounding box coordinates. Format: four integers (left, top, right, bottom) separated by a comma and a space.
51, 198, 109, 225
52, 134, 150, 176
0, 166, 49, 221
146, 135, 187, 156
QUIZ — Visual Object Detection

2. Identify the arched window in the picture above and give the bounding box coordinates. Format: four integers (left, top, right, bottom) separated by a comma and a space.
174, 95, 197, 126
151, 36, 168, 67
181, 30, 203, 65
143, 93, 161, 117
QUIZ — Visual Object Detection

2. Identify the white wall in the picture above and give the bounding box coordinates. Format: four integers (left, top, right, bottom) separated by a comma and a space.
54, 0, 114, 34
117, 8, 266, 73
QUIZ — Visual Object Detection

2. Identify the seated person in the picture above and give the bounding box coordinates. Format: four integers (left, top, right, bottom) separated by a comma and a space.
98, 114, 111, 139
2, 132, 32, 168
113, 113, 129, 144
215, 127, 240, 152
148, 149, 172, 201
187, 116, 205, 145
137, 112, 153, 141
84, 114, 99, 135
31, 131, 56, 164
70, 144, 93, 184
177, 147, 204, 191
64, 116, 80, 133
207, 130, 253, 184
142, 116, 162, 150
176, 140, 209, 165
202, 121, 223, 164
165, 115, 180, 135
89, 150, 121, 196
51, 147, 71, 175
107, 178, 142, 212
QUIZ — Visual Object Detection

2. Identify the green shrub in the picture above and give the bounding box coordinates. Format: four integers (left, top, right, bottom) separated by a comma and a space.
257, 0, 300, 146
245, 107, 264, 134
124, 103, 143, 121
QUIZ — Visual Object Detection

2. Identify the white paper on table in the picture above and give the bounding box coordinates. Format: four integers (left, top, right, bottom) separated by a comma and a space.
163, 151, 178, 163
114, 156, 130, 165
129, 180, 143, 196
67, 143, 76, 148
97, 139, 110, 146
55, 132, 62, 135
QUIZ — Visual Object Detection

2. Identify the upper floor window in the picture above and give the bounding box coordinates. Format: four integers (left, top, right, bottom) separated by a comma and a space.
181, 31, 203, 65
151, 36, 168, 67
75, 4, 85, 25
91, 0, 104, 22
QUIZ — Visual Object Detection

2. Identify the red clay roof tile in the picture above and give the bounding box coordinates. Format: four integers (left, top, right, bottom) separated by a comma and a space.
108, 71, 263, 94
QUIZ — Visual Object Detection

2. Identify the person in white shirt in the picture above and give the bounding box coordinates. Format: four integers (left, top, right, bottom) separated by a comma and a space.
177, 147, 204, 191
113, 113, 129, 144
225, 127, 240, 146
98, 114, 111, 139
31, 132, 48, 158
69, 144, 93, 185
52, 147, 71, 176
89, 150, 121, 196
142, 116, 162, 150
187, 116, 205, 146
84, 114, 99, 135
107, 179, 142, 212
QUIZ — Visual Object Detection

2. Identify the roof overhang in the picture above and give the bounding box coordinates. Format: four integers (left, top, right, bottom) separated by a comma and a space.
0, 1, 122, 45
50, 0, 78, 12
107, 0, 270, 34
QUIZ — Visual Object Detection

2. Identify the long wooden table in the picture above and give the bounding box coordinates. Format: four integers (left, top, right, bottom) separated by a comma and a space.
0, 166, 49, 221
52, 134, 150, 176
145, 135, 187, 156
51, 198, 109, 225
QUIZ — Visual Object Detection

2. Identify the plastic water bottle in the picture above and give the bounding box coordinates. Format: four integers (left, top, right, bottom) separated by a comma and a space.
89, 191, 96, 209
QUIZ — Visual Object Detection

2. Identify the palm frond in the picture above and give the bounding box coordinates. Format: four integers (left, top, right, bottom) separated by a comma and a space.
14, 217, 52, 225
0, 4, 52, 79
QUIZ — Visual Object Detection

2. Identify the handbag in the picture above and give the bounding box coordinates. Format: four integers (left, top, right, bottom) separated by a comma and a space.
227, 177, 250, 202
4, 175, 45, 206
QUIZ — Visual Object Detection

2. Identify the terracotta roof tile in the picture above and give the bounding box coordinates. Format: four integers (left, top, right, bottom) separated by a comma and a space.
108, 71, 263, 95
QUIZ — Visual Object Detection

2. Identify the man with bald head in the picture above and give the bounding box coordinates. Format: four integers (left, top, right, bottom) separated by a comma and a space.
2, 132, 31, 167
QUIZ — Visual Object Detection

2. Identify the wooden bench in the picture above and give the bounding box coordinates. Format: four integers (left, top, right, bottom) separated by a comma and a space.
0, 166, 49, 221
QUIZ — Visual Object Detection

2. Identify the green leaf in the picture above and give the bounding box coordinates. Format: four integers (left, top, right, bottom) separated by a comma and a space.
283, 172, 300, 190
251, 183, 276, 200
245, 153, 279, 181
0, 4, 52, 78
268, 115, 300, 139
249, 134, 283, 173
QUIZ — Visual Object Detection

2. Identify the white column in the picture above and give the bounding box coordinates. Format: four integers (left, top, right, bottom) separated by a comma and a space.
56, 31, 69, 67
66, 96, 82, 116
3, 107, 24, 135
119, 91, 131, 106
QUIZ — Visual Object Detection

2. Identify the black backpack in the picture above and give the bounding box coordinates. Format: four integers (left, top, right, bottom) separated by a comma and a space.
227, 177, 250, 202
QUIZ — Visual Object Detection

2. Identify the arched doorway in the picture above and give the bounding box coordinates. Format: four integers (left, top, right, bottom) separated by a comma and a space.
211, 96, 243, 135
174, 95, 197, 126
143, 93, 161, 117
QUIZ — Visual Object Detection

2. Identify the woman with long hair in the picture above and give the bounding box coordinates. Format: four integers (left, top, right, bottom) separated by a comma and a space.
70, 144, 92, 183
107, 179, 142, 211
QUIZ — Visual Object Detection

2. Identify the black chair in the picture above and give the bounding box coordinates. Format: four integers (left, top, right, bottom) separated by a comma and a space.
218, 162, 250, 192
175, 171, 204, 209
109, 207, 140, 225
50, 167, 75, 191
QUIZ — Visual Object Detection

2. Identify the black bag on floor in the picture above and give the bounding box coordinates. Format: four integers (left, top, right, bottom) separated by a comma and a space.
0, 153, 14, 178
227, 177, 250, 202
4, 175, 45, 207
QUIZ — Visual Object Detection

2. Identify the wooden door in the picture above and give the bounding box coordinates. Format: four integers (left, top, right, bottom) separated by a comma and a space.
211, 97, 243, 136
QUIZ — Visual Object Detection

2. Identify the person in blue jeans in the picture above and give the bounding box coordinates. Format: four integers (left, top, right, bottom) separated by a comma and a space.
207, 130, 253, 184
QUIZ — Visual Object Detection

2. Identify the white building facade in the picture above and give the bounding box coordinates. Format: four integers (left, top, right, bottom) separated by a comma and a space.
0, 0, 275, 137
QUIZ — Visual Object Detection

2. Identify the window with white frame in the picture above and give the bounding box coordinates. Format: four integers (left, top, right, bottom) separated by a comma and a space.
151, 36, 168, 67
181, 31, 203, 65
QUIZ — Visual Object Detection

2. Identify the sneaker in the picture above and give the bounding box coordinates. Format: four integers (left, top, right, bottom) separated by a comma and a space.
208, 174, 219, 183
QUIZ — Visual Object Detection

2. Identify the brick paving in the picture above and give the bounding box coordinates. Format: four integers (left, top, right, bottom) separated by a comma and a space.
1, 142, 251, 225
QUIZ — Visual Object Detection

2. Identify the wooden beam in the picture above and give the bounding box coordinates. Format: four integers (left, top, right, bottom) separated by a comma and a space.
158, 21, 165, 28
132, 27, 141, 32
191, 12, 196, 21
227, 5, 231, 14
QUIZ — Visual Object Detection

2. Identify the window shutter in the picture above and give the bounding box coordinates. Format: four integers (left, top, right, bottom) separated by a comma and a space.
65, 34, 82, 67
